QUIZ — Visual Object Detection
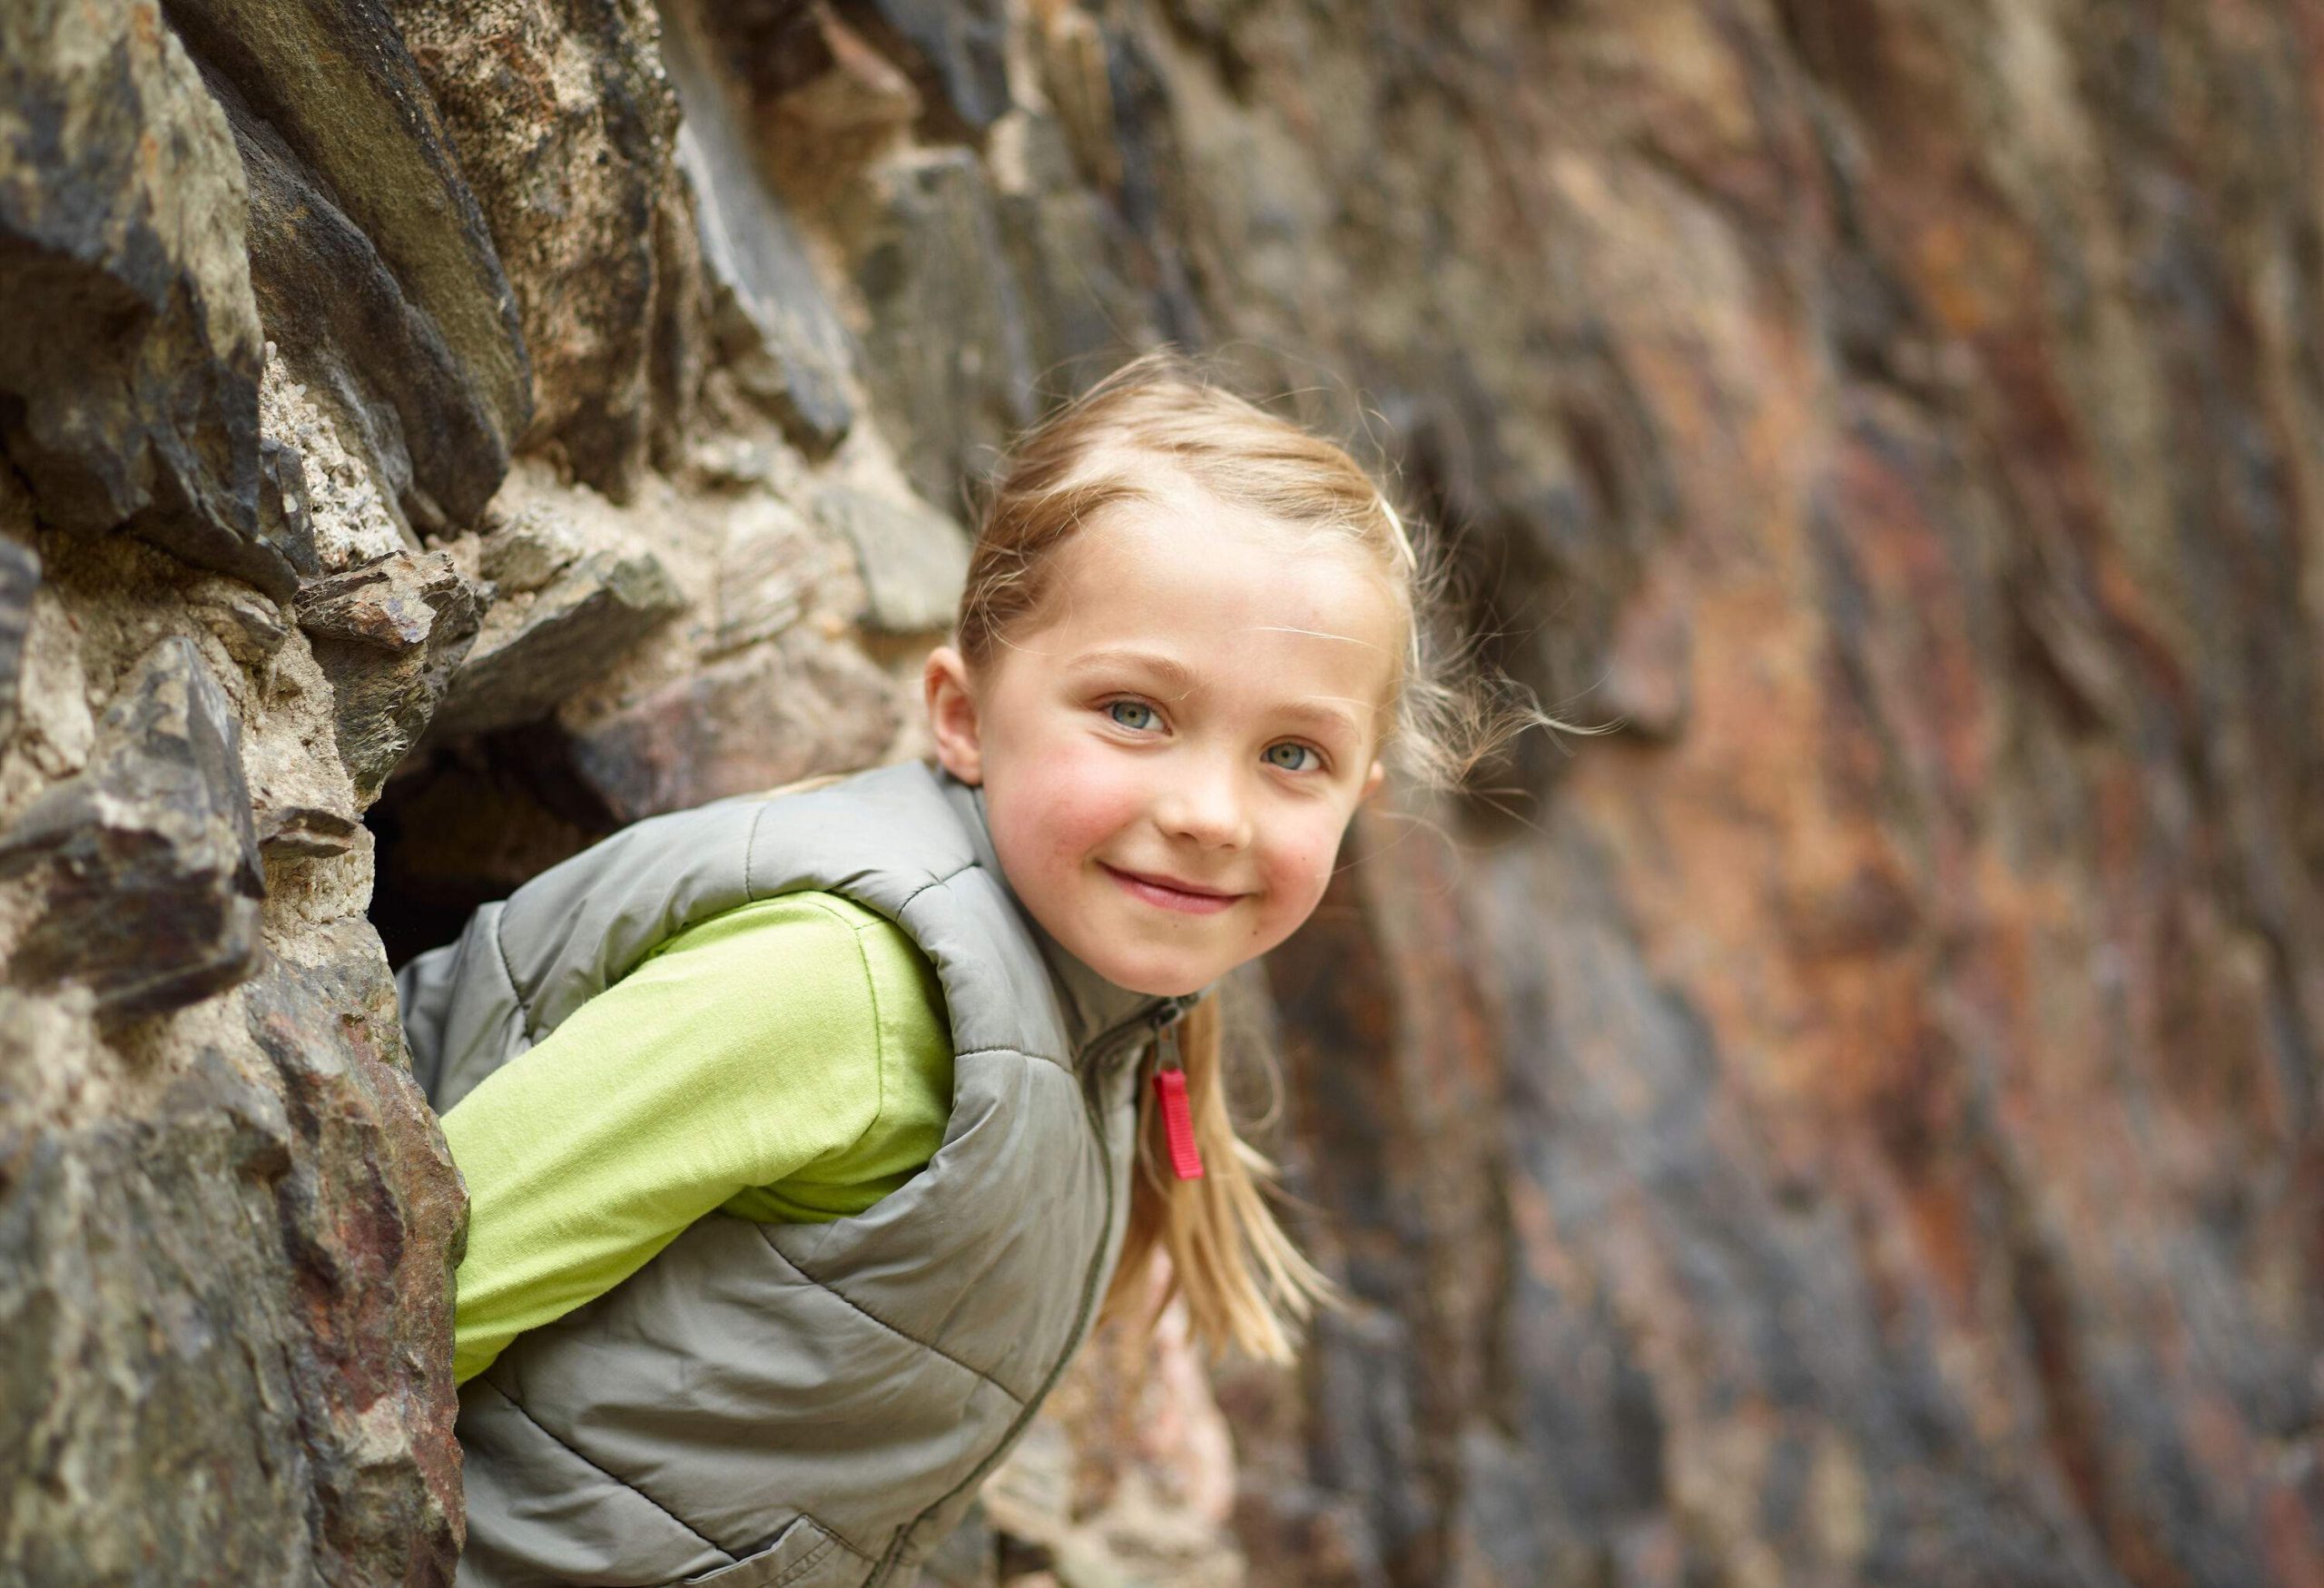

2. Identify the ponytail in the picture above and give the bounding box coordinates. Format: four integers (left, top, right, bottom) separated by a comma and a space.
1098, 994, 1336, 1363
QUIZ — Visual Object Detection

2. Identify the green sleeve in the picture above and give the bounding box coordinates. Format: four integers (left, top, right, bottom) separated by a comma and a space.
439, 892, 952, 1384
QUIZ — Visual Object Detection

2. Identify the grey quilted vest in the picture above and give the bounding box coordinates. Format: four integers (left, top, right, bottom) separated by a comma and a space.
395, 761, 1198, 1588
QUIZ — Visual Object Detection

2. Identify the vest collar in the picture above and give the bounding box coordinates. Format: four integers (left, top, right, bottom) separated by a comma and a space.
932, 764, 1205, 1061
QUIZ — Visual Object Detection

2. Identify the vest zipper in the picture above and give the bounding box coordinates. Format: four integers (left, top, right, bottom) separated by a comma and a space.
864, 994, 1195, 1585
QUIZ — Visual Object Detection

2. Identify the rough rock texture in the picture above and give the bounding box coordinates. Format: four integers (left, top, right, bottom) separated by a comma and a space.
0, 518, 460, 1584
167, 0, 535, 538
813, 483, 972, 634
6, 0, 2322, 1583
428, 547, 686, 739
570, 627, 901, 823
837, 145, 1039, 516
664, 0, 861, 458
0, 0, 293, 597
385, 0, 684, 501
0, 636, 264, 1030
297, 552, 482, 805
0, 543, 39, 748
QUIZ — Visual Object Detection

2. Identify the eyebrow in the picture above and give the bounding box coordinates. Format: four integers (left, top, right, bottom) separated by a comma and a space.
1066, 647, 1368, 746
1067, 647, 1203, 695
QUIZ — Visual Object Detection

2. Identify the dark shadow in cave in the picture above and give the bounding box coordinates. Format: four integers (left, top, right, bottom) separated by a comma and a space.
366, 723, 621, 970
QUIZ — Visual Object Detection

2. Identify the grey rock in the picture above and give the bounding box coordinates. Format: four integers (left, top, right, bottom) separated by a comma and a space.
996, 114, 1157, 389
665, 9, 857, 457
385, 0, 680, 501
430, 549, 687, 739
479, 506, 585, 597
167, 0, 533, 533
0, 0, 295, 598
257, 804, 362, 860
569, 630, 899, 824
0, 1039, 314, 1584
840, 0, 1010, 138
296, 552, 481, 804
711, 497, 817, 657
190, 582, 291, 671
0, 638, 264, 1030
838, 148, 1036, 514
256, 434, 320, 578
240, 949, 465, 1583
814, 484, 970, 634
0, 540, 39, 747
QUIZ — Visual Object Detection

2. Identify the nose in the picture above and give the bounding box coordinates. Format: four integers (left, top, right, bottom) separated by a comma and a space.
1157, 753, 1253, 851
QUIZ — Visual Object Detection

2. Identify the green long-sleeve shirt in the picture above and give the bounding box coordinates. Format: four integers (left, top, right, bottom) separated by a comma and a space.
438, 892, 955, 1383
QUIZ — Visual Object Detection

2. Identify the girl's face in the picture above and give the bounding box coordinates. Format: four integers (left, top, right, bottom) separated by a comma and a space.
925, 480, 1400, 998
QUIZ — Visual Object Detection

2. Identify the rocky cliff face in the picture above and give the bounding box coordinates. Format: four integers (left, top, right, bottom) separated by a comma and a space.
3, 1, 2319, 1586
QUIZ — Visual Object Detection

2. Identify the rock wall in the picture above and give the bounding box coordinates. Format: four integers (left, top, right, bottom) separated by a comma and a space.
2, 1, 2319, 1586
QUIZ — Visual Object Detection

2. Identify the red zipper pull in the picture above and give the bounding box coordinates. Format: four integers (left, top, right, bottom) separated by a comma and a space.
1152, 1023, 1204, 1180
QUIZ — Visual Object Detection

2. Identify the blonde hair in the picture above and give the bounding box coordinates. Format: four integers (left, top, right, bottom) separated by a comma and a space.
958, 347, 1561, 1362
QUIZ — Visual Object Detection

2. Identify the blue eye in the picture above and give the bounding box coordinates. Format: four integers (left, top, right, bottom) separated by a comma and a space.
1265, 743, 1319, 773
1107, 700, 1158, 731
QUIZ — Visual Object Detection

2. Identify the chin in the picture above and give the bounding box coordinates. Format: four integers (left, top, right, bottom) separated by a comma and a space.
1083, 947, 1216, 999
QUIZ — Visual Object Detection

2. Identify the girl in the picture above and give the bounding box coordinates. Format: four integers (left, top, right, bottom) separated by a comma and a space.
397, 349, 1544, 1588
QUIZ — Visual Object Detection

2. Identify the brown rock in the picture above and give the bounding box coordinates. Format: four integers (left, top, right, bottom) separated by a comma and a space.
813, 484, 969, 635
478, 504, 585, 597
712, 497, 819, 657
0, 0, 296, 597
664, 4, 861, 457
241, 934, 465, 1583
836, 0, 1010, 143
386, 0, 681, 502
295, 551, 481, 804
567, 631, 900, 824
428, 548, 686, 740
0, 637, 265, 1031
167, 0, 533, 535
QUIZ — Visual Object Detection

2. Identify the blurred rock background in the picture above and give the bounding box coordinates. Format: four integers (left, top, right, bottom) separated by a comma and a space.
3, 0, 2320, 1584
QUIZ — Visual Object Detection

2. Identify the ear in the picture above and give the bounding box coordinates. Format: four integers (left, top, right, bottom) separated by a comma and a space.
923, 645, 985, 784
1357, 758, 1386, 803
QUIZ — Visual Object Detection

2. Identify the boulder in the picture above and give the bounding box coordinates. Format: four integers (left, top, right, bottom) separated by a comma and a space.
684, 0, 920, 210
837, 148, 1037, 514
568, 631, 899, 824
241, 944, 465, 1582
428, 549, 687, 739
712, 497, 820, 657
665, 5, 859, 458
813, 484, 970, 634
839, 0, 1010, 140
256, 805, 362, 861
166, 0, 533, 535
0, 638, 264, 1029
993, 113, 1157, 390
478, 505, 586, 597
0, 0, 295, 597
295, 552, 481, 804
0, 1035, 317, 1583
386, 0, 681, 501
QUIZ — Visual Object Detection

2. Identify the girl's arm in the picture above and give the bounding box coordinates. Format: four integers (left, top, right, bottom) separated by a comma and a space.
438, 892, 950, 1383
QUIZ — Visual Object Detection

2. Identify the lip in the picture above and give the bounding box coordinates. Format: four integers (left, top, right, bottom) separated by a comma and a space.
1101, 863, 1246, 915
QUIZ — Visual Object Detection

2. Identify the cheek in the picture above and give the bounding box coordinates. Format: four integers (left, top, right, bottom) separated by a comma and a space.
991, 738, 1149, 876
1259, 814, 1348, 920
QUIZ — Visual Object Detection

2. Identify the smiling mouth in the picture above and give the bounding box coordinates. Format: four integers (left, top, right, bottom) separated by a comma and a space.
1101, 863, 1245, 915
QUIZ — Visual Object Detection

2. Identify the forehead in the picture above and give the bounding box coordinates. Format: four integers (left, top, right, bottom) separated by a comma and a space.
1010, 485, 1404, 735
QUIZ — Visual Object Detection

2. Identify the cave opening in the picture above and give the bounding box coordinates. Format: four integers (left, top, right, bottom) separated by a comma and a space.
364, 724, 619, 970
